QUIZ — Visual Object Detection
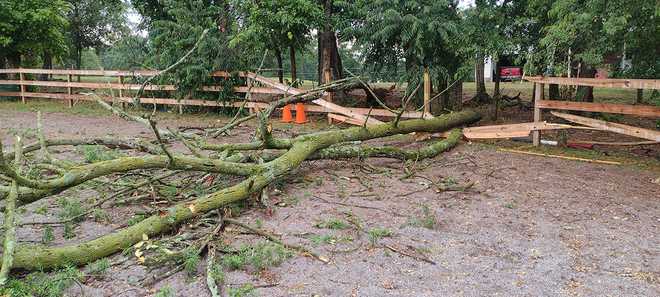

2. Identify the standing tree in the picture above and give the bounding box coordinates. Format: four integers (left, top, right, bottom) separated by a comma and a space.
527, 0, 658, 103
461, 0, 515, 104
317, 0, 345, 84
66, 0, 127, 70
233, 0, 322, 86
149, 0, 257, 100
0, 0, 68, 76
347, 0, 463, 112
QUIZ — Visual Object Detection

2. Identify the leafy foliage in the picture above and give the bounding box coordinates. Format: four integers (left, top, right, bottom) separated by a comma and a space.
0, 266, 82, 297
66, 0, 128, 68
367, 227, 393, 244
314, 218, 350, 230
223, 242, 293, 271
148, 0, 258, 100
347, 0, 462, 81
525, 0, 658, 78
0, 0, 69, 63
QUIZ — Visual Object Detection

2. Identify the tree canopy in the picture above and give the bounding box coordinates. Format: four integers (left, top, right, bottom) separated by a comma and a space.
0, 0, 656, 103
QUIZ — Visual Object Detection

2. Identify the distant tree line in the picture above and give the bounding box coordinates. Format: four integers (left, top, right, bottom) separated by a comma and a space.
1, 0, 657, 106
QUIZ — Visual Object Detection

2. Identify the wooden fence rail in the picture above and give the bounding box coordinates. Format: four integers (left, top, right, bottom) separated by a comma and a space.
525, 76, 660, 146
0, 68, 428, 124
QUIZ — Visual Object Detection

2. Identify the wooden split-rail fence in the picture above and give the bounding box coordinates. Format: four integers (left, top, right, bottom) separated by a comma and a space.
0, 68, 430, 125
525, 76, 660, 145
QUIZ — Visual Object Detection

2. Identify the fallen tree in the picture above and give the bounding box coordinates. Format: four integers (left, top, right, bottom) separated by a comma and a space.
0, 76, 480, 272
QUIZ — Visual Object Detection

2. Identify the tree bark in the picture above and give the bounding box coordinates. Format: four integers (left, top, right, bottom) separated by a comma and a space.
492, 63, 501, 120
2, 111, 480, 270
0, 56, 6, 80
474, 54, 489, 103
76, 48, 82, 82
289, 45, 297, 84
317, 0, 343, 84
549, 84, 560, 100
275, 48, 284, 84
575, 63, 595, 102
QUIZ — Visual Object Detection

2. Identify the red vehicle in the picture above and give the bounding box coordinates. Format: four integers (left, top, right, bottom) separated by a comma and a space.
499, 66, 522, 81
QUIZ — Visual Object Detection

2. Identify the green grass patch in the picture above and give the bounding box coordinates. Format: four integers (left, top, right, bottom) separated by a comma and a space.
127, 214, 146, 226
86, 258, 110, 276
309, 234, 336, 246
154, 286, 175, 297
79, 145, 125, 163
222, 242, 293, 272
228, 284, 257, 297
182, 247, 201, 276
314, 218, 350, 230
57, 197, 84, 222
0, 266, 82, 297
406, 205, 437, 229
368, 227, 393, 245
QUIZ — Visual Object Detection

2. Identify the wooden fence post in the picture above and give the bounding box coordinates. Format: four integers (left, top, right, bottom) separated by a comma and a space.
19, 70, 26, 104
67, 72, 73, 108
423, 67, 431, 116
532, 82, 543, 146
118, 76, 126, 109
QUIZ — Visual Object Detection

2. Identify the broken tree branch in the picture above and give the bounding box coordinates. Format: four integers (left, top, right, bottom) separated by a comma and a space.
0, 137, 22, 285
1, 110, 478, 270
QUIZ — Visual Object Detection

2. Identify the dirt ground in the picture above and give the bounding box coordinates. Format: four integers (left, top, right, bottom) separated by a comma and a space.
1, 106, 659, 297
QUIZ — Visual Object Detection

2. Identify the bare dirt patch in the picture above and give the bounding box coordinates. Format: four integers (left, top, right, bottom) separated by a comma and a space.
1, 106, 658, 297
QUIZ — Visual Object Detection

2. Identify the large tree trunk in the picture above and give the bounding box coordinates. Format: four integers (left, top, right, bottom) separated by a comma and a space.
2, 110, 481, 270
317, 33, 343, 83
575, 63, 595, 102
493, 61, 500, 99
549, 84, 560, 100
76, 48, 82, 82
0, 56, 6, 80
474, 54, 489, 103
317, 0, 343, 84
492, 63, 501, 120
289, 45, 297, 85
275, 48, 284, 84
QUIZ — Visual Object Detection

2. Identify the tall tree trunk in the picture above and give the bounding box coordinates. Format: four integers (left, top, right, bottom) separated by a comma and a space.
474, 54, 489, 103
636, 89, 643, 104
0, 56, 6, 80
493, 60, 500, 99
76, 48, 82, 70
275, 48, 284, 84
492, 63, 501, 120
575, 63, 595, 102
289, 45, 297, 85
317, 0, 343, 84
76, 48, 82, 82
40, 52, 53, 81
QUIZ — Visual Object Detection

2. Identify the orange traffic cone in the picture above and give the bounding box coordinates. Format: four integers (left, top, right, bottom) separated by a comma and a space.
295, 103, 308, 124
281, 104, 293, 123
